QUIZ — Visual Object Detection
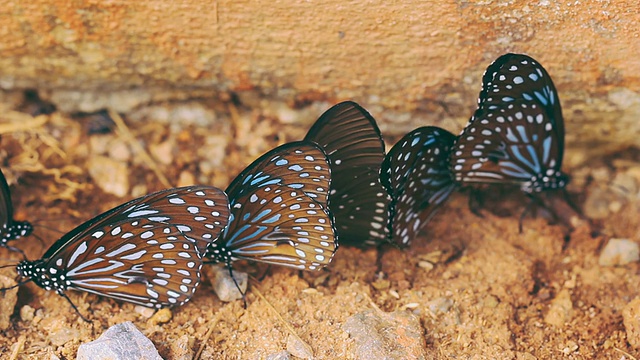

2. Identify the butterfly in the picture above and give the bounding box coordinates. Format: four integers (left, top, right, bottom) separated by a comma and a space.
450, 53, 568, 194
304, 101, 390, 247
380, 127, 456, 246
1, 186, 230, 320
0, 168, 33, 253
206, 141, 337, 272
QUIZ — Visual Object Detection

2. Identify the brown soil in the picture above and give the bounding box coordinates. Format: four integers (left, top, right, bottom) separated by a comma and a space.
0, 95, 638, 359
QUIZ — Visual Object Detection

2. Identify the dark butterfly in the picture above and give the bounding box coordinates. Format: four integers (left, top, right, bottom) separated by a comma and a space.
304, 101, 390, 247
206, 141, 337, 271
380, 127, 456, 246
451, 53, 568, 194
1, 186, 230, 320
0, 168, 33, 253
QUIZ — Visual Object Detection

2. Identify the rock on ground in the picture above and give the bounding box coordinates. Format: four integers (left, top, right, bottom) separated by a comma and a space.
209, 266, 248, 302
623, 297, 640, 349
598, 238, 640, 267
76, 321, 161, 360
0, 275, 18, 330
343, 310, 428, 360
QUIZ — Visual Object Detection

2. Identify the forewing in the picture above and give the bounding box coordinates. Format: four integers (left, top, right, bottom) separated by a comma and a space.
304, 101, 390, 246
0, 168, 13, 231
476, 53, 564, 161
42, 186, 230, 259
226, 141, 331, 206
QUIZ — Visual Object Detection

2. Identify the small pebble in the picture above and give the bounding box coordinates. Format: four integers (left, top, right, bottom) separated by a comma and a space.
87, 155, 129, 197
20, 305, 35, 322
418, 261, 434, 271
108, 139, 131, 162
544, 289, 573, 327
176, 171, 196, 187
286, 334, 313, 360
134, 305, 156, 318
50, 327, 81, 346
210, 266, 248, 302
0, 275, 18, 330
582, 188, 611, 220
266, 350, 291, 360
77, 321, 162, 360
623, 297, 640, 349
169, 334, 194, 360
426, 297, 453, 315
599, 238, 640, 267
344, 310, 428, 359
148, 308, 172, 326
149, 140, 174, 165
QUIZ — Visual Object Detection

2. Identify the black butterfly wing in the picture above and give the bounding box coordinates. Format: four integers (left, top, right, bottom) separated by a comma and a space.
452, 99, 565, 191
0, 168, 13, 235
476, 53, 564, 163
304, 101, 390, 246
226, 141, 331, 207
381, 127, 456, 246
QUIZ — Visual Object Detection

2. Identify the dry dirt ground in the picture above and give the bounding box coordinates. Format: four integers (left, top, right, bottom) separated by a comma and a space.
0, 92, 639, 359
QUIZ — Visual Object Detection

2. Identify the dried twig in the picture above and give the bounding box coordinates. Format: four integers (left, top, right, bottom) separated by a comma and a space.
194, 314, 220, 360
250, 279, 314, 357
108, 110, 172, 188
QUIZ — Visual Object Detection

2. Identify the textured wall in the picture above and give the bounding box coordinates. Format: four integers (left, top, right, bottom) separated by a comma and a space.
1, 1, 639, 166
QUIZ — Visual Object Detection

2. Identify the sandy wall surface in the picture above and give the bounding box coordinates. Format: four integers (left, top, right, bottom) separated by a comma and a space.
1, 1, 639, 164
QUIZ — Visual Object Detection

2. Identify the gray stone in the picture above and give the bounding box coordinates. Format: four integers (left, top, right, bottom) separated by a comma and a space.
211, 266, 248, 302
343, 310, 428, 360
266, 350, 291, 360
599, 238, 640, 267
286, 334, 313, 359
77, 321, 162, 360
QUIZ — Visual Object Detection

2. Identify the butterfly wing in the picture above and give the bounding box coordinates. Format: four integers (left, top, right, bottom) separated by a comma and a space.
452, 53, 566, 193
42, 186, 230, 259
213, 142, 337, 270
215, 186, 337, 271
0, 168, 13, 237
477, 53, 564, 158
52, 222, 204, 307
381, 127, 456, 246
304, 101, 390, 246
34, 186, 229, 307
226, 141, 331, 206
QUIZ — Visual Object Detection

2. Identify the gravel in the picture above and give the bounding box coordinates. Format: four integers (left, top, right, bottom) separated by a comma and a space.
77, 321, 162, 360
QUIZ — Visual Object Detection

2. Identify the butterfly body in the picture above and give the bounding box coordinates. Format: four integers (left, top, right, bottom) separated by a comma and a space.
451, 53, 568, 194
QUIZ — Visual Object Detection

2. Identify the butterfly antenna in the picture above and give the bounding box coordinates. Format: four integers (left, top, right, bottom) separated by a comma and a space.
1, 245, 27, 260
0, 278, 31, 292
60, 292, 91, 323
227, 263, 247, 309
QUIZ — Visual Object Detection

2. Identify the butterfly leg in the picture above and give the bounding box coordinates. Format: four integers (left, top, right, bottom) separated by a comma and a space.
60, 292, 91, 323
227, 264, 247, 309
467, 189, 485, 218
